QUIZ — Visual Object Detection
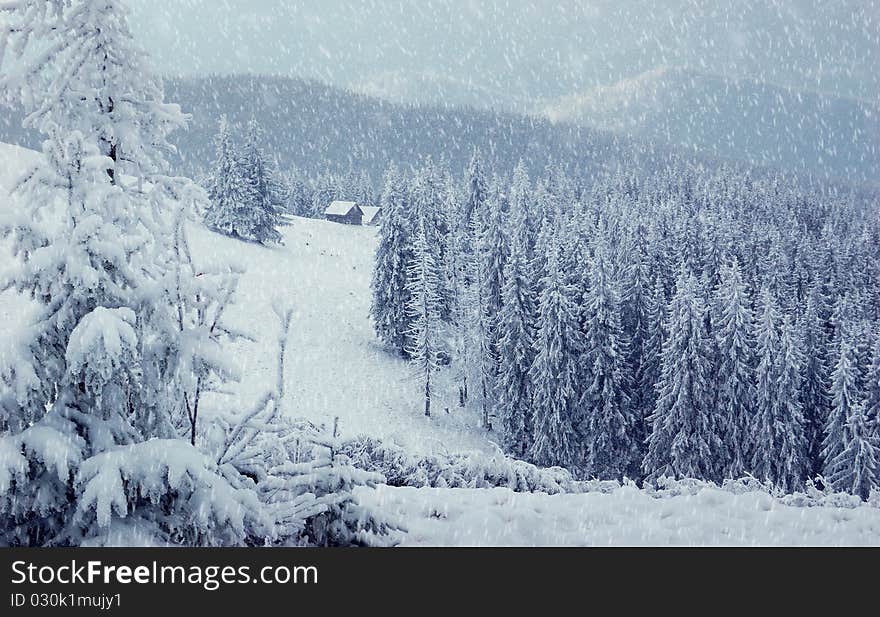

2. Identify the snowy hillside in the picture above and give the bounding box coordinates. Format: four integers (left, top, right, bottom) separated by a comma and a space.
4, 140, 880, 546
0, 141, 492, 458
187, 218, 494, 456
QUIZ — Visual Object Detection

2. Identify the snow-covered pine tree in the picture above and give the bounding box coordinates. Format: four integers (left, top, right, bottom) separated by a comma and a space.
825, 403, 879, 500
409, 159, 453, 319
371, 164, 413, 356
476, 177, 509, 417
528, 236, 583, 472
0, 0, 266, 545
466, 210, 496, 429
752, 292, 809, 491
479, 177, 509, 320
495, 173, 537, 458
443, 176, 473, 407
203, 116, 250, 238
283, 167, 311, 217
405, 221, 445, 417
799, 285, 831, 476
0, 0, 185, 182
621, 227, 652, 415
643, 270, 723, 482
866, 333, 880, 440
580, 234, 637, 480
462, 148, 488, 241
237, 119, 285, 244
310, 169, 342, 218
633, 275, 666, 461
712, 258, 756, 479
822, 325, 868, 489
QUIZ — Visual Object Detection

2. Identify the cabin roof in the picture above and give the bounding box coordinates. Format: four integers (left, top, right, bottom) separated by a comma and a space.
325, 200, 362, 216
361, 206, 382, 223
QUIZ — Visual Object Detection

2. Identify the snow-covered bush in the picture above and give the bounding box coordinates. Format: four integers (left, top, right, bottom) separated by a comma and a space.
75, 440, 269, 546
205, 306, 401, 546
340, 436, 616, 495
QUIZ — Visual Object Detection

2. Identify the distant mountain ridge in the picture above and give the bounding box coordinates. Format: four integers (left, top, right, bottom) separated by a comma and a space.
538, 67, 880, 184
1, 71, 875, 189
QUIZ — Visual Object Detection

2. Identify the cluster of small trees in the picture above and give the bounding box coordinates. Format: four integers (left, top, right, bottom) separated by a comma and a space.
371, 151, 880, 498
204, 118, 286, 244
204, 118, 378, 236
0, 0, 394, 546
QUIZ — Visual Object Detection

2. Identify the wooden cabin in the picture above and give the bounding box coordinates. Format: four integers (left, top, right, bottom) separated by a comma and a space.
324, 200, 364, 225
361, 206, 382, 226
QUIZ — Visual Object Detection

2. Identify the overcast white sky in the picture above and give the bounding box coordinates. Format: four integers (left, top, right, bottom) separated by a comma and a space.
129, 0, 879, 105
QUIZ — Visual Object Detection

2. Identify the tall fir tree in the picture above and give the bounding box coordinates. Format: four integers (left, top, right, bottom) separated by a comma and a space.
822, 327, 869, 489
404, 221, 445, 417
799, 285, 832, 477
528, 237, 583, 471
713, 258, 756, 479
644, 271, 723, 482
495, 176, 537, 457
237, 119, 285, 244
204, 116, 249, 237
0, 0, 260, 545
825, 403, 878, 499
633, 275, 666, 462
752, 295, 809, 491
580, 235, 637, 480
370, 164, 413, 356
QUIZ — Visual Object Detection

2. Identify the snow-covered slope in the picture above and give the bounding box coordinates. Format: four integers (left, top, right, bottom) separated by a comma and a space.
358, 484, 880, 546
3, 141, 880, 546
0, 141, 492, 457
187, 219, 493, 455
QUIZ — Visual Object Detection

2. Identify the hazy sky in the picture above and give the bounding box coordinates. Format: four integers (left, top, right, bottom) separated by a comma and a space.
129, 1, 879, 106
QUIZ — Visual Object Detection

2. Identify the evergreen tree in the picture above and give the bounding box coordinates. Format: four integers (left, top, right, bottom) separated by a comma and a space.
644, 271, 722, 482
462, 148, 488, 236
633, 275, 666, 462
799, 286, 831, 476
580, 235, 637, 480
752, 294, 809, 491
822, 328, 866, 485
528, 238, 583, 471
865, 334, 880, 437
204, 116, 249, 237
466, 211, 496, 430
479, 177, 510, 348
713, 258, 756, 479
370, 164, 412, 356
405, 222, 444, 417
0, 0, 261, 545
495, 178, 537, 457
826, 403, 878, 500
238, 119, 285, 244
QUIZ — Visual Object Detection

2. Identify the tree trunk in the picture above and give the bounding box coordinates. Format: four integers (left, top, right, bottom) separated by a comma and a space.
424, 371, 431, 417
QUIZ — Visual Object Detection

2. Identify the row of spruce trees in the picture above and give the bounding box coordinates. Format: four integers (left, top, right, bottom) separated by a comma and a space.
371, 151, 880, 499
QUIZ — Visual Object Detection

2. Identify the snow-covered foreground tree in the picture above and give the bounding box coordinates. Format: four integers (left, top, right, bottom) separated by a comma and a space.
0, 0, 395, 546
